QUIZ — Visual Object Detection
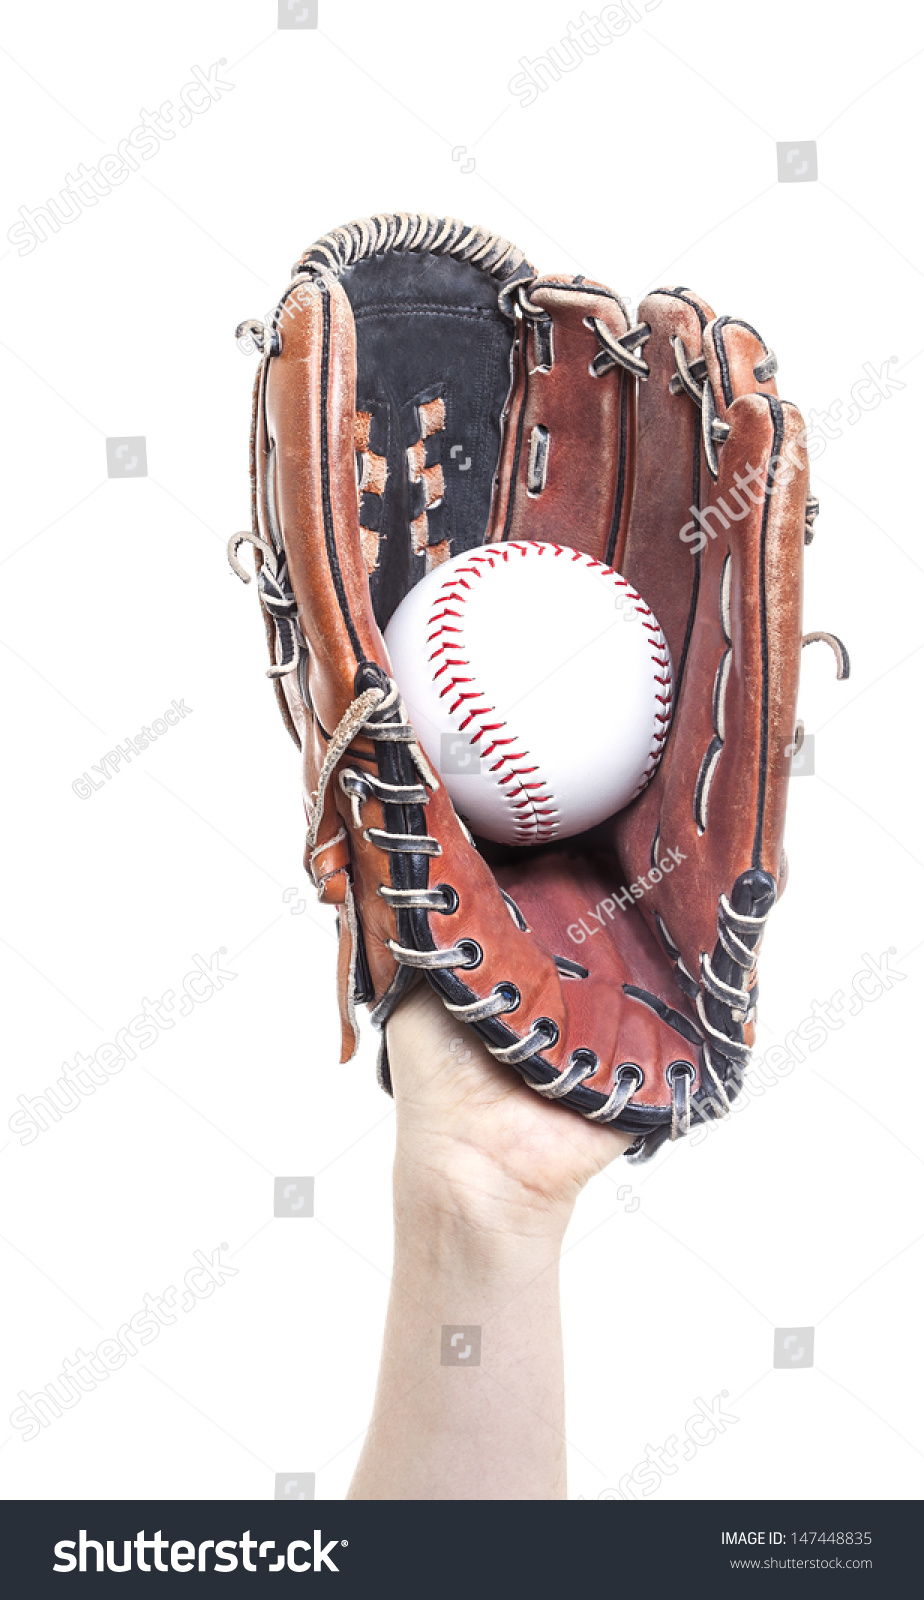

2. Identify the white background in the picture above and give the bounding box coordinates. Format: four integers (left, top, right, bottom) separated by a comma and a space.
1, 0, 921, 1502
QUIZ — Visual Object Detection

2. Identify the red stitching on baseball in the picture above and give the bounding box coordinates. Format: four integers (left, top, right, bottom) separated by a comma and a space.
426, 543, 671, 841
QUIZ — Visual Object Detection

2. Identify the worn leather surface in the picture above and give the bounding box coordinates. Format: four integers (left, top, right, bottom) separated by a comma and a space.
240, 214, 814, 1152
487, 278, 636, 564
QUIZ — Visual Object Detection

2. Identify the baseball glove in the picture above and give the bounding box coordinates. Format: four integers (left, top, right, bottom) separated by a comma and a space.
230, 212, 848, 1159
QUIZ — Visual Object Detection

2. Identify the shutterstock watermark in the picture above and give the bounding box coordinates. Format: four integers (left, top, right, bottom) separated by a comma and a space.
509, 3, 662, 106
679, 460, 769, 554
72, 699, 192, 798
8, 62, 234, 256
789, 357, 905, 465
10, 1245, 238, 1441
593, 1391, 738, 1499
690, 948, 905, 1142
8, 950, 237, 1146
567, 849, 686, 943
679, 358, 904, 554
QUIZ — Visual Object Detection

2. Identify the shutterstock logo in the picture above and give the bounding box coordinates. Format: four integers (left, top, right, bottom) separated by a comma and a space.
52, 1527, 346, 1574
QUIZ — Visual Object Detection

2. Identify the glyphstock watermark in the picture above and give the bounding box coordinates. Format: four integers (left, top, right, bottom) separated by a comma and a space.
235, 269, 338, 356
509, 3, 662, 107
8, 950, 237, 1146
72, 699, 192, 798
594, 1391, 738, 1500
689, 947, 905, 1144
10, 1245, 238, 1441
8, 63, 234, 256
567, 848, 687, 944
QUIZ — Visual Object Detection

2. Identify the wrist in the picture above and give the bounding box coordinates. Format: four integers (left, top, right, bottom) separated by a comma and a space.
393, 1136, 573, 1254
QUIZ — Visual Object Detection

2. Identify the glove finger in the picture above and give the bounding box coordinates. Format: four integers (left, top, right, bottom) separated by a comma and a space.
487, 276, 637, 564
615, 287, 717, 907
261, 273, 388, 733
640, 387, 806, 988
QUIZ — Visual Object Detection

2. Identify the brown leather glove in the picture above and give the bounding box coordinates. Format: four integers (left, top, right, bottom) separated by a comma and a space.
230, 212, 848, 1159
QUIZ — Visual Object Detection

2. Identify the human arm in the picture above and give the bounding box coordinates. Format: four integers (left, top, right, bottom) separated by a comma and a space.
347, 981, 632, 1500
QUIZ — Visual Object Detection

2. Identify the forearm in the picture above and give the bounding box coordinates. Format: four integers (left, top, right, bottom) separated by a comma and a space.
348, 1151, 572, 1501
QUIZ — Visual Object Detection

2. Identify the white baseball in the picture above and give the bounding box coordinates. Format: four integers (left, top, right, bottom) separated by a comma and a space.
383, 541, 673, 846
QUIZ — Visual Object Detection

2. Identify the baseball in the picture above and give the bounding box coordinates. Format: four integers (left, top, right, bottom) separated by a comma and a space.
383, 541, 672, 847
